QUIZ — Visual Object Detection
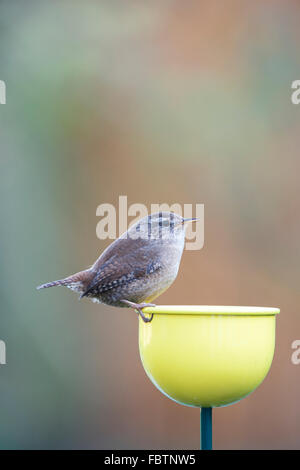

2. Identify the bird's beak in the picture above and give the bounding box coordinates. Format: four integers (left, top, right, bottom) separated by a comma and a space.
182, 217, 200, 224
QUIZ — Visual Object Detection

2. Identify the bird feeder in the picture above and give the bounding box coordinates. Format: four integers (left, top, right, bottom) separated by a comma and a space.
139, 305, 279, 449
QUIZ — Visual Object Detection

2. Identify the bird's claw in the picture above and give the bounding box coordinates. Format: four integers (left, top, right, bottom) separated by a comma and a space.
136, 308, 154, 323
121, 300, 156, 323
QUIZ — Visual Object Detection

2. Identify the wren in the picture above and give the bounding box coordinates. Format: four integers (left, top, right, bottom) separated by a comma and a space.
37, 212, 198, 322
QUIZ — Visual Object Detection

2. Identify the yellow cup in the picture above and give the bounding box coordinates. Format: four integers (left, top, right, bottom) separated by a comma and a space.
139, 306, 279, 408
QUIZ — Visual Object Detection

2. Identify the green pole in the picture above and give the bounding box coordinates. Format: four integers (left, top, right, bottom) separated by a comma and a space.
200, 407, 212, 450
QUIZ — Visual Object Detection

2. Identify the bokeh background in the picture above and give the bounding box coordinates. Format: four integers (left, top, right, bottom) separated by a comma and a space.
0, 0, 299, 449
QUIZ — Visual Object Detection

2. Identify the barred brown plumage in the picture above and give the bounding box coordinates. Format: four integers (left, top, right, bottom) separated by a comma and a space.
37, 212, 199, 322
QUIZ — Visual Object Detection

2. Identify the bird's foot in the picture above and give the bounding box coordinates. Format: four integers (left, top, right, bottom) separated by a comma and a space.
120, 300, 156, 323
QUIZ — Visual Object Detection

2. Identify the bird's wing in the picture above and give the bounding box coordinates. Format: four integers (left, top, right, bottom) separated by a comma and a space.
81, 238, 163, 298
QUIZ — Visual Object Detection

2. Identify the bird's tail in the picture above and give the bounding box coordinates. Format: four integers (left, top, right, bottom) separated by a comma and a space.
36, 278, 72, 290
36, 270, 92, 293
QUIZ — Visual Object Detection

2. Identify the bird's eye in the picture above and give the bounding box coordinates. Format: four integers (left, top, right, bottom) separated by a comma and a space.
158, 218, 171, 227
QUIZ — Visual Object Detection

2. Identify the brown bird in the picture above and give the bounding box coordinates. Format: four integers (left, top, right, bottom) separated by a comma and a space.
37, 212, 198, 322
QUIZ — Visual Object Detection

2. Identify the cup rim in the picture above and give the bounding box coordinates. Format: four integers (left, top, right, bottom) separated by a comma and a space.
141, 305, 280, 316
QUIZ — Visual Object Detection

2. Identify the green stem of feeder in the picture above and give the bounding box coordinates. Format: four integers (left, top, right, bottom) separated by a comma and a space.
200, 407, 212, 450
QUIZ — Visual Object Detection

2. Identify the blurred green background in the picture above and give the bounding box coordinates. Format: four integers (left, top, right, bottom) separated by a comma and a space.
0, 0, 300, 449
